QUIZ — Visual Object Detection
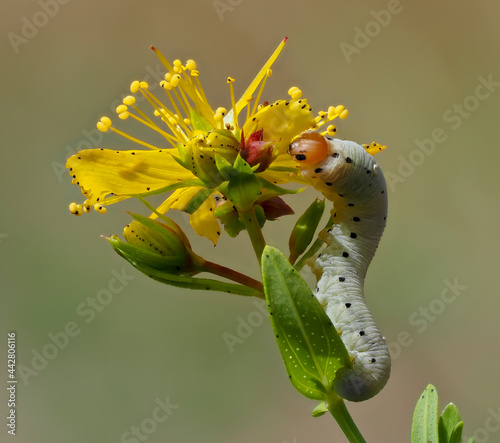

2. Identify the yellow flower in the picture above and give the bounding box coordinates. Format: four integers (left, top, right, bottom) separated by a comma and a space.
66, 38, 353, 244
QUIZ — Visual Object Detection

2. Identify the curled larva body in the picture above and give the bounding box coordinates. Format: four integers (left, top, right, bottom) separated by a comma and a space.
290, 134, 390, 402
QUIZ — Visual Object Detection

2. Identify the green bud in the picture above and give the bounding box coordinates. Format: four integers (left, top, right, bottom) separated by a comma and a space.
288, 198, 325, 265
107, 213, 202, 275
178, 129, 240, 188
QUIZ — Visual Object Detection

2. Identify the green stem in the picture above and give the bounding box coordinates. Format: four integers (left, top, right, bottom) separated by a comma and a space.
240, 208, 267, 264
327, 393, 366, 443
201, 260, 264, 297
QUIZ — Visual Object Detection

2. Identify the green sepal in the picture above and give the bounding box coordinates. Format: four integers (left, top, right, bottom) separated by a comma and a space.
227, 155, 261, 212
128, 260, 260, 297
182, 188, 214, 214
127, 179, 205, 198
411, 384, 439, 443
214, 200, 246, 238
289, 198, 325, 265
261, 246, 350, 401
190, 109, 214, 132
214, 154, 234, 181
439, 403, 463, 443
312, 402, 328, 418
257, 176, 304, 196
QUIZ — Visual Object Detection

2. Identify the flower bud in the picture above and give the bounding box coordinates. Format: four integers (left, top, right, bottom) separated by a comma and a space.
107, 213, 202, 275
288, 199, 325, 265
240, 129, 276, 173
178, 129, 240, 188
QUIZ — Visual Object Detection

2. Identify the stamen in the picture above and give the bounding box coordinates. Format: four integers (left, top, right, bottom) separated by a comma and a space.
287, 86, 302, 100
227, 77, 238, 132
94, 203, 107, 214
69, 202, 82, 216
246, 96, 253, 123
251, 69, 272, 118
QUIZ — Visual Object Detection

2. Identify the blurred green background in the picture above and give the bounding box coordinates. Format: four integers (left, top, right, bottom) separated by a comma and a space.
2, 0, 500, 442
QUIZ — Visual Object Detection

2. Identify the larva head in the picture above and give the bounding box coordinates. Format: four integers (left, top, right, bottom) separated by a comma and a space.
288, 132, 328, 165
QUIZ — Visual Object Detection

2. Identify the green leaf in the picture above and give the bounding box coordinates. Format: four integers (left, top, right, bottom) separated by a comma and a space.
449, 421, 464, 443
439, 403, 462, 443
411, 384, 439, 443
312, 402, 328, 417
190, 109, 214, 132
289, 198, 325, 265
261, 246, 350, 401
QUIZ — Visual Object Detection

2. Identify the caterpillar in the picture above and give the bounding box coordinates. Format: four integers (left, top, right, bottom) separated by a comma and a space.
288, 132, 390, 402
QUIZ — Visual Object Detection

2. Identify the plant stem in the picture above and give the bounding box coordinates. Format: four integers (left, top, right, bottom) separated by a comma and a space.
201, 260, 264, 297
327, 393, 366, 443
240, 208, 267, 264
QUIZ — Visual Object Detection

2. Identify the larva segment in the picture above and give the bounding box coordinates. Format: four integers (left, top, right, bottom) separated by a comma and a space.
292, 134, 390, 402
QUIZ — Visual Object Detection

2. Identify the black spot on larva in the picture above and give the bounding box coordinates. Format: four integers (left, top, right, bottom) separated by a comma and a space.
338, 277, 345, 282
366, 170, 371, 174
325, 182, 333, 186
350, 232, 357, 239
338, 193, 344, 197
314, 168, 323, 173
342, 252, 349, 258
296, 154, 306, 161
348, 203, 355, 207
131, 152, 135, 155
353, 217, 360, 222
345, 303, 351, 308
325, 136, 333, 140
301, 104, 306, 109
359, 331, 365, 336
381, 190, 385, 194
146, 187, 150, 191
345, 157, 352, 163
371, 358, 376, 363
332, 152, 339, 158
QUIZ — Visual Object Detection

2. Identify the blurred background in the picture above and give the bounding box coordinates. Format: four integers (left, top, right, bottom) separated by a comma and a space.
2, 0, 500, 442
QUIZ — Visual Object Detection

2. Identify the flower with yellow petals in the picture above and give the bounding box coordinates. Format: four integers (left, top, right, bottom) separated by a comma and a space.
66, 38, 376, 244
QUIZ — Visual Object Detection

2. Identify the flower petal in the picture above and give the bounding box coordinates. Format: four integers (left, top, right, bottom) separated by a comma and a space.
66, 148, 196, 205
189, 196, 221, 245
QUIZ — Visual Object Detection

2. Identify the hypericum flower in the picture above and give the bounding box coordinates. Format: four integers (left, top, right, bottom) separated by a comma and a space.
66, 38, 355, 244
